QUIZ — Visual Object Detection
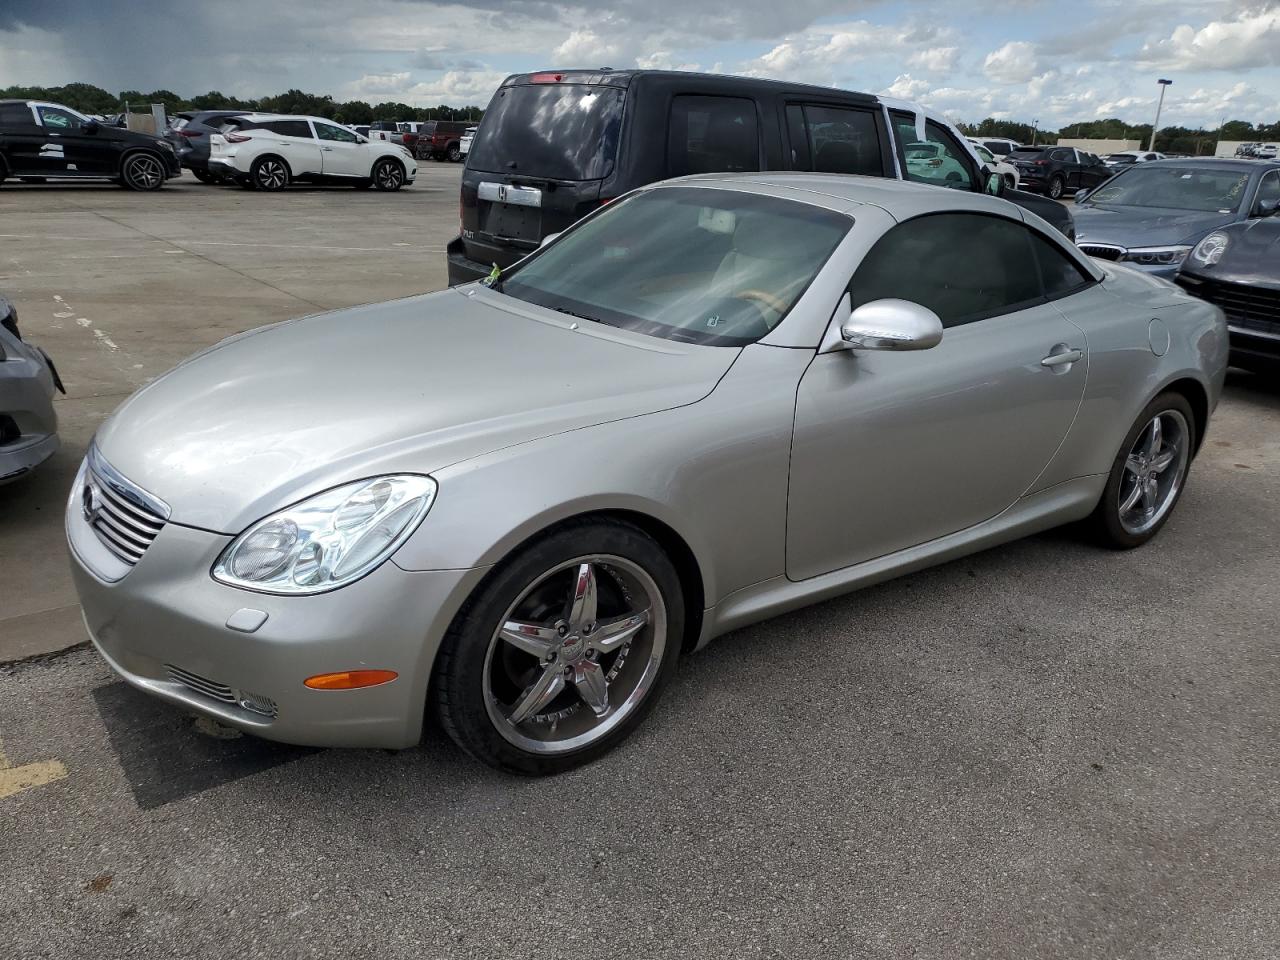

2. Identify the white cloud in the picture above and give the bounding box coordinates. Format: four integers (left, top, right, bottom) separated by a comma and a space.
553, 28, 624, 65
907, 46, 959, 73
881, 74, 931, 100
1140, 7, 1280, 70
983, 40, 1038, 84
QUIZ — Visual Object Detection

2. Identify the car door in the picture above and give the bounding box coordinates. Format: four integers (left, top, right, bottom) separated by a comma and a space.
32, 104, 114, 174
783, 103, 887, 176
259, 119, 322, 175
312, 120, 369, 177
786, 211, 1089, 580
0, 102, 46, 174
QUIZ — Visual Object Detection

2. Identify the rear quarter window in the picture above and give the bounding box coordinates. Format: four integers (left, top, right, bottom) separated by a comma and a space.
667, 95, 760, 178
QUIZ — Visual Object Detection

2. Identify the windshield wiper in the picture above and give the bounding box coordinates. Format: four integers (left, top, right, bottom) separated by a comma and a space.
551, 305, 601, 325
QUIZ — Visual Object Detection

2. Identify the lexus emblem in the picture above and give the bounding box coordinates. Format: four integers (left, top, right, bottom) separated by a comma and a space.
82, 482, 101, 524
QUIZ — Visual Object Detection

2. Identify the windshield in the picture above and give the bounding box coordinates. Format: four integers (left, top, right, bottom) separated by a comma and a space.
1085, 165, 1252, 213
1105, 154, 1136, 163
498, 186, 851, 346
1009, 148, 1045, 160
468, 83, 624, 180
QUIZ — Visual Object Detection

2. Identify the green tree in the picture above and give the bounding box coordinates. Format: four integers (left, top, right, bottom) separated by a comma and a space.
334, 100, 374, 124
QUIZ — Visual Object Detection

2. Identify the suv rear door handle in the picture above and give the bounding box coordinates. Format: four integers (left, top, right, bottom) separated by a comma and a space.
1041, 348, 1083, 367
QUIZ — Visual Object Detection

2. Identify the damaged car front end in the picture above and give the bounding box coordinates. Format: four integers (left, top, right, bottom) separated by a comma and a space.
1, 294, 64, 484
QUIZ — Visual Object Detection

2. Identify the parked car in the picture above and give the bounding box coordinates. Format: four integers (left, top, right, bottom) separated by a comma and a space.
904, 141, 969, 184
0, 99, 181, 190
366, 121, 404, 144
1257, 145, 1278, 159
1176, 200, 1280, 372
459, 125, 478, 157
166, 110, 250, 183
1104, 150, 1164, 173
448, 69, 1073, 284
1, 293, 63, 484
415, 120, 472, 162
1006, 145, 1112, 199
208, 114, 417, 191
971, 141, 1019, 189
971, 137, 1022, 157
1073, 158, 1280, 277
67, 174, 1225, 773
351, 125, 371, 139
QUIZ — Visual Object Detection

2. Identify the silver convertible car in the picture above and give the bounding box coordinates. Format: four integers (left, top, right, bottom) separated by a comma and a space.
67, 174, 1227, 774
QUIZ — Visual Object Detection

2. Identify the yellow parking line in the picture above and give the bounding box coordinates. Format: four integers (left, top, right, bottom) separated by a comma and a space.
0, 736, 67, 800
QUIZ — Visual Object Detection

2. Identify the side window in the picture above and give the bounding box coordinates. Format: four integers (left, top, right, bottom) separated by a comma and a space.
667, 95, 759, 177
0, 103, 34, 127
850, 213, 1043, 327
37, 106, 85, 130
315, 122, 359, 143
794, 105, 882, 176
263, 120, 313, 138
1050, 149, 1071, 162
1254, 171, 1280, 209
892, 116, 973, 190
1031, 231, 1093, 299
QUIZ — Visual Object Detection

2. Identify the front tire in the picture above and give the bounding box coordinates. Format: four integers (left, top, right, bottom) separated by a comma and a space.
372, 158, 405, 191
1087, 392, 1196, 549
1047, 174, 1065, 199
1004, 174, 1017, 190
120, 153, 165, 191
251, 156, 290, 191
432, 519, 684, 775
447, 145, 462, 163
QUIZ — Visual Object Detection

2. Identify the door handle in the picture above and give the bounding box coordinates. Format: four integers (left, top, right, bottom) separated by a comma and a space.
321, 146, 333, 151
1041, 348, 1083, 367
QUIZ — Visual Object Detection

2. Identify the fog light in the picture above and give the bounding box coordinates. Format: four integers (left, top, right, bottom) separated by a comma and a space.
304, 670, 398, 690
238, 691, 278, 717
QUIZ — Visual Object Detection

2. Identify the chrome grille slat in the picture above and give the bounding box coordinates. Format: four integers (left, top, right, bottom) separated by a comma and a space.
82, 447, 167, 569
1079, 243, 1125, 262
166, 664, 237, 703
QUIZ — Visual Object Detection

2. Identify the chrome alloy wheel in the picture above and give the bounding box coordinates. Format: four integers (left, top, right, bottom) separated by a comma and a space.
124, 154, 163, 190
1117, 409, 1190, 535
374, 160, 404, 189
255, 159, 288, 190
483, 555, 666, 755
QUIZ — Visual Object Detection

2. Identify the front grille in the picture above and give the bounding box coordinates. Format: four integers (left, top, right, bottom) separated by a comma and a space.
1188, 277, 1280, 335
166, 664, 279, 719
1079, 243, 1126, 262
83, 449, 167, 567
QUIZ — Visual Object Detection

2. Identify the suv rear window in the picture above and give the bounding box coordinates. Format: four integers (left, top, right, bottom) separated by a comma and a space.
469, 83, 624, 180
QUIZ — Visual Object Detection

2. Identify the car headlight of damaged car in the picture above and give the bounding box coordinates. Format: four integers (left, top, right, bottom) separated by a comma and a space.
1124, 245, 1192, 267
212, 476, 437, 594
1191, 232, 1230, 267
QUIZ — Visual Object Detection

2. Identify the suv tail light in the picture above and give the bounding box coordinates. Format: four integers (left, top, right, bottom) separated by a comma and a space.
224, 131, 253, 143
178, 129, 203, 138
530, 72, 564, 83
1034, 159, 1048, 166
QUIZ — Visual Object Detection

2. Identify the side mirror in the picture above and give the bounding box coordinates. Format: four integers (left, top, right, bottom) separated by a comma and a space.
1074, 188, 1090, 204
539, 232, 561, 248
828, 298, 942, 352
985, 171, 1003, 196
84, 119, 99, 134
1255, 198, 1279, 218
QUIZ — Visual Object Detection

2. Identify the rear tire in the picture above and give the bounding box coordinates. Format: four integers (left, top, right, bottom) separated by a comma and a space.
1004, 174, 1017, 190
191, 168, 217, 184
432, 519, 684, 775
1048, 174, 1065, 200
1087, 391, 1196, 549
251, 156, 290, 191
447, 145, 462, 163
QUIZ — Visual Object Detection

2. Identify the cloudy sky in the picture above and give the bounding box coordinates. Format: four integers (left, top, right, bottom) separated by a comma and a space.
1, 0, 1278, 127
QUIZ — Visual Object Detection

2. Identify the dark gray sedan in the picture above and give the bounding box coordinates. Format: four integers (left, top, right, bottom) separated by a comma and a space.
1073, 158, 1280, 277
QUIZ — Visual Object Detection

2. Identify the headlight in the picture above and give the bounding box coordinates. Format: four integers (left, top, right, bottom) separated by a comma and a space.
212, 475, 437, 595
1123, 245, 1192, 267
1191, 232, 1229, 267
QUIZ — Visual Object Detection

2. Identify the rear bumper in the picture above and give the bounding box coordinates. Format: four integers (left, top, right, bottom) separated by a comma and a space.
0, 344, 59, 484
446, 235, 495, 286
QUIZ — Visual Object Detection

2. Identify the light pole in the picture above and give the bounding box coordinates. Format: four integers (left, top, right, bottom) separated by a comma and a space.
1031, 118, 1038, 146
1149, 78, 1172, 151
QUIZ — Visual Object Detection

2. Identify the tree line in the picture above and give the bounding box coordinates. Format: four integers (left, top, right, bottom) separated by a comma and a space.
959, 116, 1280, 155
0, 82, 485, 124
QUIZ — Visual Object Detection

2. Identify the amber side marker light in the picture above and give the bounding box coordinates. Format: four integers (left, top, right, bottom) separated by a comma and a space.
304, 670, 398, 690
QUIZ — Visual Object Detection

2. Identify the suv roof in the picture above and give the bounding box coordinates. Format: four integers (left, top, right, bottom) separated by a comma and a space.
500, 68, 880, 106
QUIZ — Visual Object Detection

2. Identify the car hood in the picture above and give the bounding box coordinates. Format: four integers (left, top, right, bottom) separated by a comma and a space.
94, 288, 738, 533
1074, 204, 1235, 248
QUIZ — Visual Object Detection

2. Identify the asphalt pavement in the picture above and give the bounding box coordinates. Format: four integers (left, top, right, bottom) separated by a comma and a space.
1, 169, 1279, 959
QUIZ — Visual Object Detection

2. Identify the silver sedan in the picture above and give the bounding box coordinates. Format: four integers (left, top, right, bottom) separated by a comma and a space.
66, 174, 1227, 774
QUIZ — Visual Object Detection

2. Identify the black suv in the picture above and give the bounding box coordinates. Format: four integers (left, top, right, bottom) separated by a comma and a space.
0, 99, 181, 190
415, 121, 471, 162
448, 70, 1074, 284
1007, 146, 1112, 200
166, 110, 249, 182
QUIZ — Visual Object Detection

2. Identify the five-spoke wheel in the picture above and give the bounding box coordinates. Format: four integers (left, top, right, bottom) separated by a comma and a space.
121, 153, 165, 191
433, 520, 682, 774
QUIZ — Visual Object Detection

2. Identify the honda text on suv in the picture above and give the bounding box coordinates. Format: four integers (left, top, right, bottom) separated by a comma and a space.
1007, 146, 1112, 200
0, 99, 181, 190
447, 70, 1075, 284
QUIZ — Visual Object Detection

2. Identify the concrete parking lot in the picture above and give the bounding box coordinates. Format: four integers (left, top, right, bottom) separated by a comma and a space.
2, 171, 1279, 959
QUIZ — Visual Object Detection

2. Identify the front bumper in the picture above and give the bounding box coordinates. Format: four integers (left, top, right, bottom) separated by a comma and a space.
0, 342, 60, 484
67, 485, 487, 749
